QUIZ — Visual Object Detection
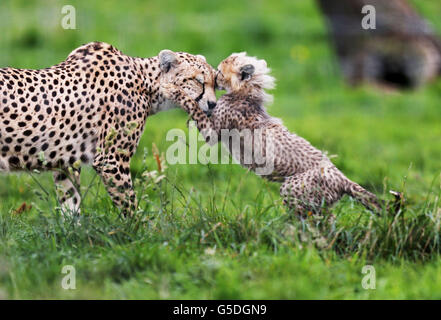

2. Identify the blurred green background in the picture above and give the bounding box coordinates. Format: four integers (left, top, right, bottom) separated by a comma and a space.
1, 0, 441, 299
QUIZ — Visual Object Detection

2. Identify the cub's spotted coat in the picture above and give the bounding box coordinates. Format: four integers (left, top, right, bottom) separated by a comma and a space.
161, 53, 386, 215
0, 42, 216, 215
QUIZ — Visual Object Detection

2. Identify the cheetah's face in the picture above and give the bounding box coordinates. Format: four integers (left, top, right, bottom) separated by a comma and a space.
159, 50, 217, 112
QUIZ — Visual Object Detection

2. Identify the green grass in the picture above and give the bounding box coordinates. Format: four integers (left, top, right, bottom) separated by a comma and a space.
1, 0, 441, 299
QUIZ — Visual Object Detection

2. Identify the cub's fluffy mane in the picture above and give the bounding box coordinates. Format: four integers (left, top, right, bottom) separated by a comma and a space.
230, 52, 276, 105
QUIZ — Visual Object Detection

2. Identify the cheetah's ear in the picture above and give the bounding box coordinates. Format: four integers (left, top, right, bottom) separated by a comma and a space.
159, 50, 178, 73
196, 55, 206, 62
240, 64, 255, 81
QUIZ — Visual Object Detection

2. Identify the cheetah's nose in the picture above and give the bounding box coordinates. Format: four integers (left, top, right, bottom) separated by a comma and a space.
208, 101, 217, 110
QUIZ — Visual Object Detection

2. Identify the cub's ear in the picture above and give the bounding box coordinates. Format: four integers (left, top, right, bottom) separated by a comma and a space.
159, 50, 178, 73
240, 64, 255, 81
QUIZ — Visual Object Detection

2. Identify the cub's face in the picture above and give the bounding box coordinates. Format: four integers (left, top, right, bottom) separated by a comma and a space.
215, 55, 236, 92
216, 52, 275, 106
159, 50, 217, 112
215, 54, 255, 93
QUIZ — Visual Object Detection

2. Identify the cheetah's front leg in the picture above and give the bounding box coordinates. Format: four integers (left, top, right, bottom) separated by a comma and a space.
93, 157, 137, 216
53, 168, 81, 216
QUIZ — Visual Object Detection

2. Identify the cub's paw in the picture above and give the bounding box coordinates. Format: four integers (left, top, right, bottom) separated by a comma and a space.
388, 190, 405, 214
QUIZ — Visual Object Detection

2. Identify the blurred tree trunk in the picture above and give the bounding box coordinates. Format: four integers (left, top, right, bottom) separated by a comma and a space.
316, 0, 441, 89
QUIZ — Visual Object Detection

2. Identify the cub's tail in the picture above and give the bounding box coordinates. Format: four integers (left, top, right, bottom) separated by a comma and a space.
344, 180, 403, 214
344, 181, 383, 213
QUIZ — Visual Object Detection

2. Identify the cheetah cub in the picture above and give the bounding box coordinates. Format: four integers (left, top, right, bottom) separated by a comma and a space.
161, 53, 395, 215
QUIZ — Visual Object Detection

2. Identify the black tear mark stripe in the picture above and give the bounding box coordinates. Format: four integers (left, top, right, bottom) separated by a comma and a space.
195, 83, 205, 102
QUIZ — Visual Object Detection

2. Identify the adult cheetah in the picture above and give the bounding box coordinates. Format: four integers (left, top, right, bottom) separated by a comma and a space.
0, 42, 216, 215
160, 53, 400, 215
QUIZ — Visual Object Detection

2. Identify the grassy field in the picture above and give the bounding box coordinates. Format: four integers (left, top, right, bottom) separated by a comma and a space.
1, 0, 441, 299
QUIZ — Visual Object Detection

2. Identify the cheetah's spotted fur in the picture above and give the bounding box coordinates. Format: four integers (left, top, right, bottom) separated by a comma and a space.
0, 42, 216, 215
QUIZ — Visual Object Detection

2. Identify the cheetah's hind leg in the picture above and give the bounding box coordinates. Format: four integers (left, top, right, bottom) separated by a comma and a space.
53, 168, 81, 218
